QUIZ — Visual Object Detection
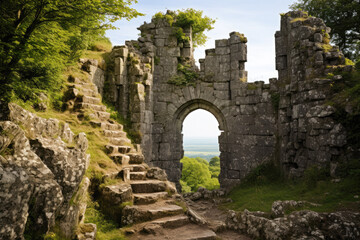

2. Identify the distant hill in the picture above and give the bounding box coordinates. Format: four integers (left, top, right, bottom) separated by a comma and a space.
183, 137, 219, 161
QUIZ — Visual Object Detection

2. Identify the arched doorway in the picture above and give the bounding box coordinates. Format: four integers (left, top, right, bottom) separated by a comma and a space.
172, 99, 228, 190
181, 109, 221, 192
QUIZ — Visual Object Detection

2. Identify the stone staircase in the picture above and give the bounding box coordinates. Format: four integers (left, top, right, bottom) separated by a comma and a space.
66, 61, 217, 240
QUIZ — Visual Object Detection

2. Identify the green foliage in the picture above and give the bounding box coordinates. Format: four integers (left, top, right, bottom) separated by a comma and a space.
242, 161, 282, 186
303, 165, 329, 190
209, 156, 220, 178
345, 58, 355, 66
180, 156, 220, 192
290, 0, 360, 62
85, 198, 126, 240
329, 68, 360, 148
168, 64, 199, 86
152, 9, 215, 47
180, 179, 192, 193
154, 56, 160, 65
103, 101, 141, 144
0, 0, 142, 103
246, 83, 258, 90
173, 27, 190, 44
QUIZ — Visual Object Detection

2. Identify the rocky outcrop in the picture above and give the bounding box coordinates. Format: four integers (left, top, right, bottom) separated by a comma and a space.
0, 103, 89, 239
226, 207, 360, 240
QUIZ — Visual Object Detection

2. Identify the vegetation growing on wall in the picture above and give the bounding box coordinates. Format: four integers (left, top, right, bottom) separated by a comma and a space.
329, 65, 360, 148
180, 156, 220, 192
291, 0, 360, 63
168, 64, 199, 86
152, 9, 215, 47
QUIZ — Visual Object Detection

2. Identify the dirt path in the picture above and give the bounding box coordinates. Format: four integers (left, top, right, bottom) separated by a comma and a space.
185, 198, 252, 240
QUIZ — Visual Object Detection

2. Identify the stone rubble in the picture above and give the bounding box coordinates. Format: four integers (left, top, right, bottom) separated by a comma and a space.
226, 207, 360, 240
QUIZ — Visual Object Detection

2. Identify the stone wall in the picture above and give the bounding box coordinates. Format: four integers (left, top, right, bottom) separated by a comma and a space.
103, 10, 350, 190
274, 11, 351, 178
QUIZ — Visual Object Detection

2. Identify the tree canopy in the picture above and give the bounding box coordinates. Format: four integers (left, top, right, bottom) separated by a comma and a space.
290, 0, 360, 62
0, 0, 142, 102
153, 9, 215, 47
180, 156, 220, 192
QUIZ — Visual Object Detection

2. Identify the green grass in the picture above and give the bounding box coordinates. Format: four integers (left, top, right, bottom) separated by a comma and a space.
224, 167, 360, 213
85, 198, 127, 240
225, 178, 359, 213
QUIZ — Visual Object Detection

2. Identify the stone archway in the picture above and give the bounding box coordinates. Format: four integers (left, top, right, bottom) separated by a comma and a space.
172, 99, 228, 189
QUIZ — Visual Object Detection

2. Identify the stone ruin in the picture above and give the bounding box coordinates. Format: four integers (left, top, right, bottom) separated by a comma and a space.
96, 10, 353, 190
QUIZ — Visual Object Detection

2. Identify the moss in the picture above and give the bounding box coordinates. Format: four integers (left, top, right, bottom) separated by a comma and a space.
246, 83, 258, 90
175, 200, 188, 212
132, 42, 140, 50
168, 64, 198, 87
321, 43, 332, 52
144, 63, 151, 70
99, 178, 123, 190
271, 93, 280, 113
290, 17, 307, 23
345, 58, 355, 66
154, 56, 160, 65
233, 32, 247, 43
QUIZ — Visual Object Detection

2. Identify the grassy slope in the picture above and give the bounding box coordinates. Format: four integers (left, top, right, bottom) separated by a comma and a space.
27, 43, 127, 239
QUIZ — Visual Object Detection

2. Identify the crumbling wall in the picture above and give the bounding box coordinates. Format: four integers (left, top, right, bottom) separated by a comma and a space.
103, 10, 350, 190
275, 11, 351, 178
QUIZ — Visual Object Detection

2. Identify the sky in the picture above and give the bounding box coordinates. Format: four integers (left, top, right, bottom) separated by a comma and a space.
106, 0, 295, 140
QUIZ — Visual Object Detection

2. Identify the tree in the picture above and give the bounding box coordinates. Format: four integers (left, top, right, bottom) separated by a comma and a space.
153, 9, 215, 47
209, 156, 220, 178
0, 0, 142, 101
180, 156, 220, 192
290, 0, 360, 62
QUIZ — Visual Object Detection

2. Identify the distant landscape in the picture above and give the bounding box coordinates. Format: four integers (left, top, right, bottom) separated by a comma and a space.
183, 137, 220, 161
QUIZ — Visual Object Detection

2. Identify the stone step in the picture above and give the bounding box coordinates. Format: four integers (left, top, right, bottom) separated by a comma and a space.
128, 153, 145, 164
75, 102, 107, 112
100, 183, 133, 205
80, 88, 99, 98
109, 153, 129, 165
148, 215, 189, 229
128, 164, 147, 172
91, 111, 110, 121
68, 76, 85, 85
133, 192, 169, 205
77, 95, 101, 105
109, 137, 132, 146
130, 172, 147, 181
71, 83, 98, 91
101, 122, 123, 131
105, 145, 132, 154
103, 129, 126, 138
131, 180, 167, 193
165, 224, 217, 240
122, 202, 184, 224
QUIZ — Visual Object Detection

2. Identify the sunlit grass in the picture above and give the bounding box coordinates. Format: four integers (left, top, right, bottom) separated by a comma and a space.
224, 173, 360, 213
